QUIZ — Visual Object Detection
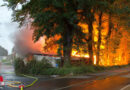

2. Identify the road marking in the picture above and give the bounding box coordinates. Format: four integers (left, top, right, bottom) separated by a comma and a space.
120, 84, 130, 90
121, 74, 130, 78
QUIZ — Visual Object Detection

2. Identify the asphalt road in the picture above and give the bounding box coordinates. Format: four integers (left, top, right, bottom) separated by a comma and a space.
0, 63, 130, 90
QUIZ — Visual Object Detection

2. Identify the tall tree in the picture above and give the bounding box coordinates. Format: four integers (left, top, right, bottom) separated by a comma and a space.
79, 0, 97, 64
97, 11, 103, 65
5, 0, 94, 66
95, 0, 109, 65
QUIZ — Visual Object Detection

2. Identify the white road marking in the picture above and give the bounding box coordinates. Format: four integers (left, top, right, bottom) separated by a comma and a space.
120, 84, 130, 90
121, 74, 130, 78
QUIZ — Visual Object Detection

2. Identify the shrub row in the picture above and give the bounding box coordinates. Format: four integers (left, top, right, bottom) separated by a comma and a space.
14, 58, 52, 75
14, 58, 130, 76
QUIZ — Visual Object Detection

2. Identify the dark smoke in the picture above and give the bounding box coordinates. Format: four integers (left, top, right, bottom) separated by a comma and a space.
13, 27, 44, 56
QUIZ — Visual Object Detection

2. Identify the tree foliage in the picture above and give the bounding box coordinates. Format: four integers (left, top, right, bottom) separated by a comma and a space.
0, 45, 8, 56
4, 0, 130, 66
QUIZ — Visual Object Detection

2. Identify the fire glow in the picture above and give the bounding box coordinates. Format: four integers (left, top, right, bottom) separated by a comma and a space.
71, 22, 129, 66
72, 50, 97, 65
72, 50, 89, 58
14, 19, 129, 66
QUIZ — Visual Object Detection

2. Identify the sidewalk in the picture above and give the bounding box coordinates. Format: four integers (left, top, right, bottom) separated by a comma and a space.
59, 66, 130, 79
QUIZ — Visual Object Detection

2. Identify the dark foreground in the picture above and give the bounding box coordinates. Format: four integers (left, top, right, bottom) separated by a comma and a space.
0, 63, 130, 90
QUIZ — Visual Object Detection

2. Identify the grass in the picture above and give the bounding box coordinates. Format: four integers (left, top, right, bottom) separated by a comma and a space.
42, 64, 130, 76
1, 59, 12, 65
41, 65, 96, 75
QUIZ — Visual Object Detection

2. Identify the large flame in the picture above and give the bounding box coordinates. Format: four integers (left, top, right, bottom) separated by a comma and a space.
72, 50, 97, 65
15, 15, 129, 66
72, 50, 89, 58
39, 22, 129, 66
71, 15, 130, 66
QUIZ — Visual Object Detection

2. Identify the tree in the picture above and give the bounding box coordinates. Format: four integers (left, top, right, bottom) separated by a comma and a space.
4, 0, 129, 66
78, 0, 97, 64
96, 11, 103, 65
93, 0, 129, 65
113, 0, 130, 30
5, 0, 91, 66
0, 46, 8, 56
105, 0, 130, 61
95, 0, 108, 65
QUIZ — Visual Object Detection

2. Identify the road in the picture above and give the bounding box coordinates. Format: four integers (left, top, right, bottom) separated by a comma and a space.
0, 63, 130, 90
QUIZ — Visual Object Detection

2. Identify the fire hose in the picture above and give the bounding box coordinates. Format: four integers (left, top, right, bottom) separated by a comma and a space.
1, 74, 38, 90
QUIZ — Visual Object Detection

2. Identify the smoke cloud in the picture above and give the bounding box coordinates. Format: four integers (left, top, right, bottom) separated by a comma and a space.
12, 27, 45, 56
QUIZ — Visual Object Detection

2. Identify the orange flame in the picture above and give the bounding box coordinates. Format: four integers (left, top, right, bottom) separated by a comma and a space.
36, 15, 130, 66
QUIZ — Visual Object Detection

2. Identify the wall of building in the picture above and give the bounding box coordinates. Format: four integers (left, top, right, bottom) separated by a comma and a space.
34, 55, 60, 67
0, 56, 7, 60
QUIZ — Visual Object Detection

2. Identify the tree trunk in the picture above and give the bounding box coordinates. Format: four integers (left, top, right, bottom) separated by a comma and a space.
106, 12, 112, 59
63, 19, 73, 67
63, 31, 73, 66
108, 12, 112, 39
97, 11, 103, 65
88, 19, 94, 64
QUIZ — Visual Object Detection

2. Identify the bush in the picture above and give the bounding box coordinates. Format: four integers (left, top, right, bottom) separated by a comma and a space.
14, 57, 130, 76
14, 58, 26, 74
14, 58, 52, 75
14, 58, 105, 75
25, 58, 52, 75
94, 66, 106, 71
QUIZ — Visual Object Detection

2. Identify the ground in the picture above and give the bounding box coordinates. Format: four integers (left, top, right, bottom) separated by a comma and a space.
0, 63, 130, 90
